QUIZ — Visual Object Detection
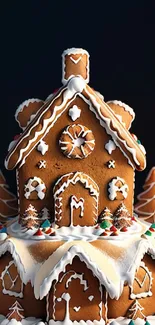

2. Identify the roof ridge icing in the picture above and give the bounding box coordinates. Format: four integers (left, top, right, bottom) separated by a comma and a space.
5, 76, 146, 171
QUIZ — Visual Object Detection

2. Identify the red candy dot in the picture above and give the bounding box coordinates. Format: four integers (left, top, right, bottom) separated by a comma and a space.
149, 227, 155, 232
34, 229, 43, 236
110, 225, 117, 232
121, 226, 128, 232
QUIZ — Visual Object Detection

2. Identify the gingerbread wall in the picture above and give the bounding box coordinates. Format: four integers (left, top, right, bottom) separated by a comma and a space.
17, 96, 134, 222
0, 253, 46, 319
107, 254, 155, 318
47, 256, 106, 321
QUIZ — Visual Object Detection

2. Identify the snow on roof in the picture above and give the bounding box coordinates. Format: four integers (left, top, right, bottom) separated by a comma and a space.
34, 234, 155, 300
0, 237, 41, 286
0, 226, 154, 301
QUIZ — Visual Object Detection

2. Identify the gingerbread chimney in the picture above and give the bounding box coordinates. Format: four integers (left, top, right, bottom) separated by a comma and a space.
62, 48, 90, 84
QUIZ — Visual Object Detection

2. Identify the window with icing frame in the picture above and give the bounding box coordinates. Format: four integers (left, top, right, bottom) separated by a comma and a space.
0, 260, 23, 298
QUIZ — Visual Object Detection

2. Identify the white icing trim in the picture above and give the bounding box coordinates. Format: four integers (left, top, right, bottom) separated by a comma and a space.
5, 77, 145, 170
130, 261, 153, 299
107, 100, 135, 118
49, 319, 105, 325
15, 98, 42, 128
0, 260, 23, 298
63, 48, 89, 56
34, 242, 119, 300
62, 48, 90, 84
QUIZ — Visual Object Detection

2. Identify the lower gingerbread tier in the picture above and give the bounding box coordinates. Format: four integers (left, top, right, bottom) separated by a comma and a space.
0, 253, 154, 321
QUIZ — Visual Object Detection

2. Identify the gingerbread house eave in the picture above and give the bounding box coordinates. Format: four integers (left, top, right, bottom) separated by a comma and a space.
5, 77, 146, 171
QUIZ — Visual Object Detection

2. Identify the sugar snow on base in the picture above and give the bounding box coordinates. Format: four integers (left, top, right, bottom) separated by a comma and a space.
110, 317, 155, 325
7, 218, 143, 242
0, 316, 44, 325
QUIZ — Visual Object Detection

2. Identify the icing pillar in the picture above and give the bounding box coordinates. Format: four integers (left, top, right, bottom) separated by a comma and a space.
62, 48, 90, 84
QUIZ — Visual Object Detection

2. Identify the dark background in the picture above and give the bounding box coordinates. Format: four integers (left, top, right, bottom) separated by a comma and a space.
0, 1, 155, 202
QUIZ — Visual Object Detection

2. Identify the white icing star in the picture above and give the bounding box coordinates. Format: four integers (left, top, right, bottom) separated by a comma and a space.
68, 105, 81, 121
105, 140, 116, 154
37, 140, 48, 155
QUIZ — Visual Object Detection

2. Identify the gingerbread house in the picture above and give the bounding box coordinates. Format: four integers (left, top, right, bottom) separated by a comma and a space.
5, 48, 146, 227
0, 48, 154, 325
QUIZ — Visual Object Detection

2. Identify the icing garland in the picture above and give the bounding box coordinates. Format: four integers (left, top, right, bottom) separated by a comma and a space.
108, 177, 129, 201
24, 177, 46, 200
59, 124, 95, 159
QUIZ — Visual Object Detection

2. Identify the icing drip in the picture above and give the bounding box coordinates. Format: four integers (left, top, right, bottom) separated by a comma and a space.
70, 196, 84, 225
57, 293, 71, 324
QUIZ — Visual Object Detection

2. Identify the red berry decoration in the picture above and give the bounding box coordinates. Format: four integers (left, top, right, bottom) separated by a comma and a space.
121, 226, 128, 232
50, 231, 56, 236
131, 216, 137, 221
149, 227, 155, 232
33, 228, 43, 236
110, 225, 117, 232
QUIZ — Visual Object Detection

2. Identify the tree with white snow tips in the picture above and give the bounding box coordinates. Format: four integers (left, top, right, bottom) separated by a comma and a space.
126, 299, 145, 320
6, 301, 24, 321
135, 167, 155, 223
21, 204, 39, 229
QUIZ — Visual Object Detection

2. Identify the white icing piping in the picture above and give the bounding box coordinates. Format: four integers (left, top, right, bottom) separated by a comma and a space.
62, 48, 90, 84
5, 78, 85, 169
54, 172, 99, 199
85, 91, 142, 168
107, 100, 135, 118
6, 77, 145, 170
145, 167, 155, 183
0, 260, 23, 298
15, 98, 42, 128
35, 243, 119, 300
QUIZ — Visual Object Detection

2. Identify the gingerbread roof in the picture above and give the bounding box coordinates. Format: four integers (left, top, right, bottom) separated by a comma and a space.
5, 76, 146, 171
0, 229, 154, 300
